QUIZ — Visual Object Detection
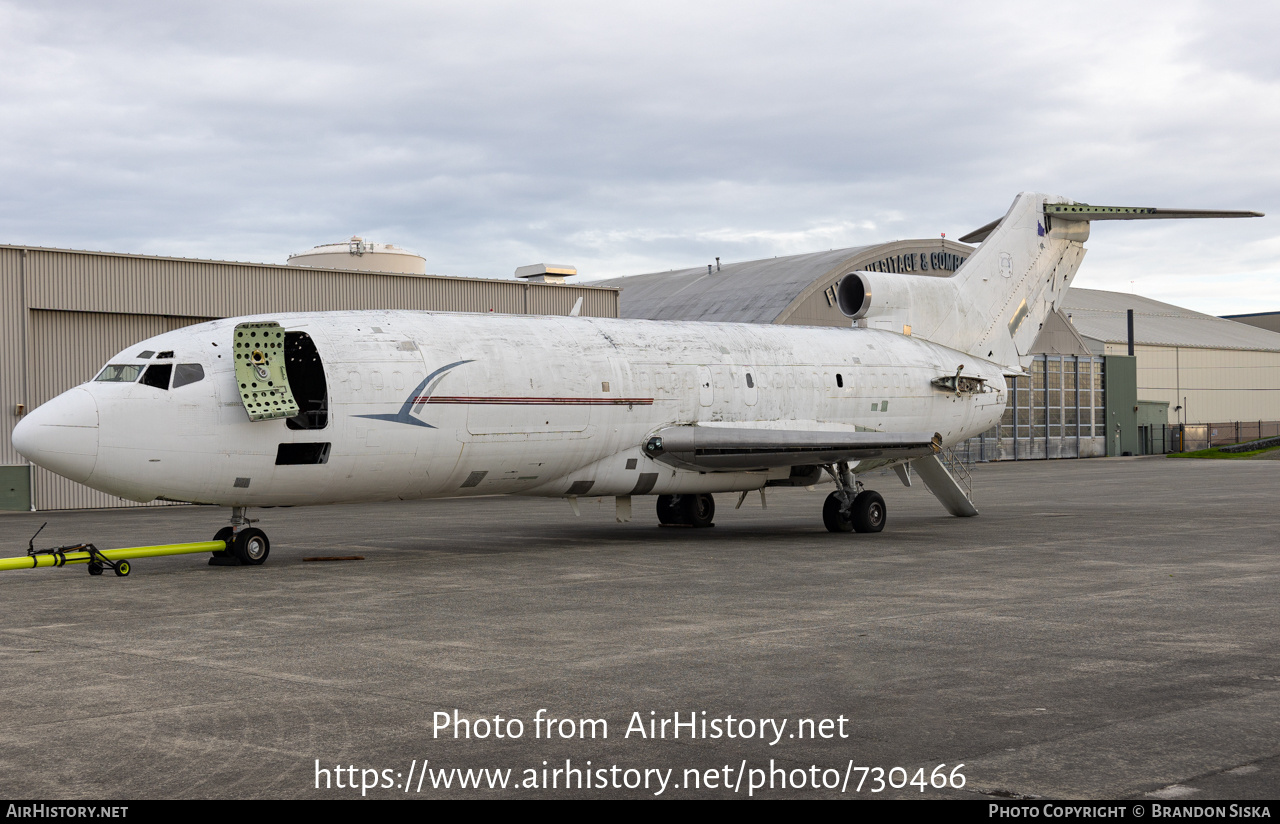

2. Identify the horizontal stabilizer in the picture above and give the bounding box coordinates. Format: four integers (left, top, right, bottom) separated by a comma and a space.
644, 426, 940, 471
960, 202, 1262, 244
1046, 203, 1264, 221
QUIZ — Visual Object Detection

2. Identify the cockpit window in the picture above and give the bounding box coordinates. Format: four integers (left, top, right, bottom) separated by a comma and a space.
137, 350, 155, 359
95, 364, 144, 382
172, 363, 205, 388
139, 363, 172, 390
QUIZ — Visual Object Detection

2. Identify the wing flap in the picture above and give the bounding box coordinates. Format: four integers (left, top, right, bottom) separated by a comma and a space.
643, 426, 941, 471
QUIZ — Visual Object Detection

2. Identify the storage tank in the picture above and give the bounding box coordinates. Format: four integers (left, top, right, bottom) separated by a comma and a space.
288, 236, 427, 275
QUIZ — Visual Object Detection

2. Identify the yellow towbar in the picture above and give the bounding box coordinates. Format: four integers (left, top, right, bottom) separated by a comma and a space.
0, 541, 227, 577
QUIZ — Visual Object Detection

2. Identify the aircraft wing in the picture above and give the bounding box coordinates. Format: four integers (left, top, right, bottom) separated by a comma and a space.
642, 426, 941, 471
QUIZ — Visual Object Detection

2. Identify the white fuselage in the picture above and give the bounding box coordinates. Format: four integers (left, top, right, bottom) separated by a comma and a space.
17, 310, 1007, 507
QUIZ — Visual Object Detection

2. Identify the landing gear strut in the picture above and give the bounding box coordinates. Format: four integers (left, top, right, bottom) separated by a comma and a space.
210, 507, 271, 566
656, 494, 715, 528
821, 462, 886, 534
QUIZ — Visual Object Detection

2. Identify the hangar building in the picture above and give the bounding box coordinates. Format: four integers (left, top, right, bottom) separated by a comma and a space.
1222, 310, 1280, 334
1062, 290, 1280, 425
0, 243, 618, 512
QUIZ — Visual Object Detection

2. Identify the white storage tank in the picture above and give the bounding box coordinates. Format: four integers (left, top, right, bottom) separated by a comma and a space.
288, 236, 427, 275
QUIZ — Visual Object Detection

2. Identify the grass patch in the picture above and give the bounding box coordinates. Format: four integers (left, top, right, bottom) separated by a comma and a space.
1167, 443, 1280, 459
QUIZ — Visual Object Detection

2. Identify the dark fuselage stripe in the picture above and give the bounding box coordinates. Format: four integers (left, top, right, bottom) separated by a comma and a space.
415, 397, 654, 406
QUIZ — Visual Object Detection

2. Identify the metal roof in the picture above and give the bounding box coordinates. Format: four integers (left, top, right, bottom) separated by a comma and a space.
594, 246, 878, 323
1061, 288, 1280, 352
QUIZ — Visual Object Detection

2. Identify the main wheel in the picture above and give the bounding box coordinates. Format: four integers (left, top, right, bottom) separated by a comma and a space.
656, 495, 681, 525
822, 492, 853, 533
212, 526, 234, 558
679, 493, 715, 528
232, 528, 270, 565
851, 490, 886, 533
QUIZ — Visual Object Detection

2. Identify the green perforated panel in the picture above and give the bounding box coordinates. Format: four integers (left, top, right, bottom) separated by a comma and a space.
234, 322, 300, 421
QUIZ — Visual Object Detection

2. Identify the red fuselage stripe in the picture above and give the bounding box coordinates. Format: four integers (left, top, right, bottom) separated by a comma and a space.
414, 396, 654, 406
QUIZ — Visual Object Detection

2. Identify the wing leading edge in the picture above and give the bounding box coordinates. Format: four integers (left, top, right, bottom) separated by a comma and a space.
642, 426, 941, 471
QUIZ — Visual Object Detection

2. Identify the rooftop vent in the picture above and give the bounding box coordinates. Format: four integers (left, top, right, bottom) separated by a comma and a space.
514, 263, 577, 284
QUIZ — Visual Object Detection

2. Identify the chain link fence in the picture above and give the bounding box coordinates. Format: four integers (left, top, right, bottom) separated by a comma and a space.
1141, 421, 1280, 454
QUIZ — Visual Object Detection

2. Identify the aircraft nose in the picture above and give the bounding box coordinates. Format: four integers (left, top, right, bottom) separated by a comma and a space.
12, 388, 100, 484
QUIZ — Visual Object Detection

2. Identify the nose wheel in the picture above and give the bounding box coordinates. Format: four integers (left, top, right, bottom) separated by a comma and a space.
210, 508, 271, 566
232, 528, 270, 565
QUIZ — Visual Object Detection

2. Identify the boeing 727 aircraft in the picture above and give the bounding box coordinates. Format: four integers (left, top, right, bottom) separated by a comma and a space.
10, 193, 1262, 565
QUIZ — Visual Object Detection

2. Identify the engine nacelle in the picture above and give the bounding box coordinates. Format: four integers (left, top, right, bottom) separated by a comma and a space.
835, 271, 958, 335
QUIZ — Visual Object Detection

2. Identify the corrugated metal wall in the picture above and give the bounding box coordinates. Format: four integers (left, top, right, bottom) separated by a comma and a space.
2, 245, 620, 510
527, 284, 617, 318
0, 250, 26, 466
1108, 342, 1280, 423
24, 249, 615, 319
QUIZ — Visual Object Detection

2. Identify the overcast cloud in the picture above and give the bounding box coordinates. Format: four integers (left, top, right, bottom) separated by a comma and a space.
0, 0, 1276, 314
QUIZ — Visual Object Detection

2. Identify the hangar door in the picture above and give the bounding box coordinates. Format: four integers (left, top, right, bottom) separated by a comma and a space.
27, 310, 213, 510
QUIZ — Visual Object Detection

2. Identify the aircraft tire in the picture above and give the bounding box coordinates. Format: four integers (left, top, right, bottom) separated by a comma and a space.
680, 493, 715, 528
212, 527, 235, 559
233, 528, 270, 566
656, 495, 681, 525
822, 492, 854, 533
851, 491, 886, 533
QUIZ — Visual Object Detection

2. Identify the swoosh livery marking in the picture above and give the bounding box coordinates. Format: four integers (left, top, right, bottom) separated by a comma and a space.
356, 359, 474, 428
357, 360, 655, 427
418, 397, 654, 405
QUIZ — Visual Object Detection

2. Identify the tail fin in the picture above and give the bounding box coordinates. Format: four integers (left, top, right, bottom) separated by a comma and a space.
835, 192, 1261, 371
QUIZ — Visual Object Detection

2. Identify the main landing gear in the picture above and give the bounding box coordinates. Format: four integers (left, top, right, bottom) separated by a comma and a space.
656, 494, 716, 528
210, 507, 271, 566
821, 462, 886, 534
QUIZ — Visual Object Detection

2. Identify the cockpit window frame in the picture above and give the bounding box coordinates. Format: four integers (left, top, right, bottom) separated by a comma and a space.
171, 363, 206, 389
94, 364, 145, 383
139, 363, 173, 390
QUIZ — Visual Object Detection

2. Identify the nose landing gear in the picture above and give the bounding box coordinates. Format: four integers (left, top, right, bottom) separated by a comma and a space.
209, 507, 271, 566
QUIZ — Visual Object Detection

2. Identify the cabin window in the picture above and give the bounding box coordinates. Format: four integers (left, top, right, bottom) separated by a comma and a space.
284, 331, 329, 430
95, 364, 144, 383
172, 363, 206, 388
275, 442, 331, 465
139, 363, 172, 390
746, 373, 754, 388
836, 374, 844, 388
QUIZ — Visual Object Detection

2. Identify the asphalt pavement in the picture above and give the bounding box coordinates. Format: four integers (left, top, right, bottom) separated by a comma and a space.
0, 456, 1276, 800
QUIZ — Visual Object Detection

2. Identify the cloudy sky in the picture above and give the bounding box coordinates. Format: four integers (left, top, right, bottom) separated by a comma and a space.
1, 1, 1276, 314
